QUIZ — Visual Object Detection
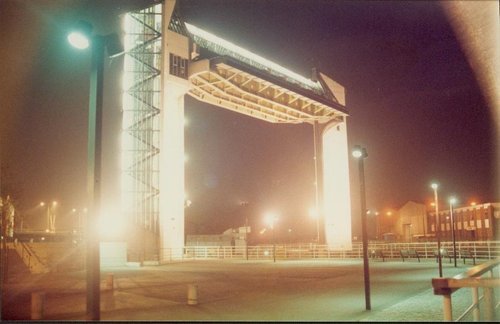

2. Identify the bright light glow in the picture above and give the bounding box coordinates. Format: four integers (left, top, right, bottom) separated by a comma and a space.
470, 202, 477, 206
386, 211, 392, 216
40, 202, 45, 207
260, 228, 267, 234
264, 212, 279, 229
98, 206, 125, 239
185, 23, 321, 91
72, 208, 77, 213
352, 149, 363, 158
52, 201, 58, 206
264, 250, 270, 256
431, 183, 438, 190
67, 31, 90, 49
309, 208, 319, 219
449, 197, 457, 205
323, 122, 352, 250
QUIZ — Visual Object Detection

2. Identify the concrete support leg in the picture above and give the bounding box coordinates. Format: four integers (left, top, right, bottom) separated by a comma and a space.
160, 80, 188, 261
320, 120, 352, 250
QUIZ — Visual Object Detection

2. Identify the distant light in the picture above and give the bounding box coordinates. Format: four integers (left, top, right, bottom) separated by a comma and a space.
40, 202, 45, 207
309, 208, 319, 219
352, 145, 367, 159
52, 201, 58, 206
72, 208, 77, 213
431, 183, 438, 190
449, 197, 457, 205
386, 211, 392, 216
68, 31, 90, 49
352, 150, 363, 158
264, 212, 279, 229
264, 250, 270, 256
470, 202, 477, 206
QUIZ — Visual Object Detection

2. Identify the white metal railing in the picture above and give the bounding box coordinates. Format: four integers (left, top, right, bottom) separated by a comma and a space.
159, 241, 500, 262
12, 241, 49, 273
432, 258, 500, 321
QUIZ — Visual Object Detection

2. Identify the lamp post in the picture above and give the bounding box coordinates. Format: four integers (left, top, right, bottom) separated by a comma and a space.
352, 145, 370, 311
264, 212, 278, 263
449, 197, 458, 267
309, 207, 320, 243
431, 183, 443, 277
67, 21, 123, 321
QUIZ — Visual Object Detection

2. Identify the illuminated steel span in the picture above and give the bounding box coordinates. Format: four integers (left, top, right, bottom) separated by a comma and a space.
122, 0, 352, 261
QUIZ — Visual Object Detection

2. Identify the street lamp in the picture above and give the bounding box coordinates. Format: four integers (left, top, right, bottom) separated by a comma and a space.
68, 20, 123, 321
264, 212, 279, 263
352, 145, 370, 311
40, 201, 57, 233
449, 197, 458, 267
431, 183, 443, 277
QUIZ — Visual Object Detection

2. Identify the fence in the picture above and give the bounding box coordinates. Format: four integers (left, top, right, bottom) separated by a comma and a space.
170, 241, 500, 262
432, 258, 500, 321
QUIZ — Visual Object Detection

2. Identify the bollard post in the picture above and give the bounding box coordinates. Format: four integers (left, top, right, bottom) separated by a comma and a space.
187, 284, 198, 305
106, 273, 114, 290
31, 292, 45, 320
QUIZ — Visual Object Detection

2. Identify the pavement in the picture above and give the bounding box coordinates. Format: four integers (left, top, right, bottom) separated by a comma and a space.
1, 258, 498, 321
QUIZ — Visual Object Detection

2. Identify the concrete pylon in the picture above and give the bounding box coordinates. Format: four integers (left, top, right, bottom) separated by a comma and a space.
159, 0, 191, 260
314, 118, 353, 250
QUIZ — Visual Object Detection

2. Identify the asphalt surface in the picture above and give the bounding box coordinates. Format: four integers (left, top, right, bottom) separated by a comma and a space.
1, 258, 495, 321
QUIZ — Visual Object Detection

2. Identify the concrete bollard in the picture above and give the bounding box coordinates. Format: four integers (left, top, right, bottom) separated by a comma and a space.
187, 284, 198, 305
31, 292, 45, 320
106, 273, 114, 290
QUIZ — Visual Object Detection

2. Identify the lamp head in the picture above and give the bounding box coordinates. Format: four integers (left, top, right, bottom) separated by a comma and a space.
431, 183, 438, 190
68, 20, 93, 49
352, 145, 368, 159
449, 197, 457, 205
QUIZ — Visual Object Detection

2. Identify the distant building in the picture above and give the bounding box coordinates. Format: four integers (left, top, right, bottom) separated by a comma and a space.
394, 201, 430, 242
427, 203, 500, 241
391, 201, 500, 242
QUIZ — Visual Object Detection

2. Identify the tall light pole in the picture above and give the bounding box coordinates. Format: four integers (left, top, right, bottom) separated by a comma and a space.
309, 207, 320, 243
431, 183, 443, 277
264, 212, 278, 263
68, 20, 123, 321
449, 197, 458, 267
352, 145, 370, 311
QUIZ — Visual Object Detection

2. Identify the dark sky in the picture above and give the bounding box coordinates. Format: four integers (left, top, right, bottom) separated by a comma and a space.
0, 0, 497, 238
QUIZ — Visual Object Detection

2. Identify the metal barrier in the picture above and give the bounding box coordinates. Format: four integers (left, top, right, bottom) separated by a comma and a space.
174, 241, 500, 262
432, 258, 500, 321
12, 241, 49, 273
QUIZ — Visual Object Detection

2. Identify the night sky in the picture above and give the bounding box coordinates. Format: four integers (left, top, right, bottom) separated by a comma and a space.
0, 0, 497, 239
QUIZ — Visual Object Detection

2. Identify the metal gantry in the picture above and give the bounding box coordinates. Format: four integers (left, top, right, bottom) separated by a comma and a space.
122, 4, 163, 236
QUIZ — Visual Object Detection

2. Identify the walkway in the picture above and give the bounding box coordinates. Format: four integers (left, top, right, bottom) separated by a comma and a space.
1, 259, 493, 321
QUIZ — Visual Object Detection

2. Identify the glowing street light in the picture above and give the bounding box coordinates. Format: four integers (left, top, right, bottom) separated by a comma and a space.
431, 182, 443, 277
264, 212, 279, 263
449, 196, 458, 267
68, 19, 123, 321
352, 145, 370, 311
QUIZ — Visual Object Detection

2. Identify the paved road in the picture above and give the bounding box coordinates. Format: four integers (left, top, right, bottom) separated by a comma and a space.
1, 259, 488, 321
